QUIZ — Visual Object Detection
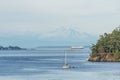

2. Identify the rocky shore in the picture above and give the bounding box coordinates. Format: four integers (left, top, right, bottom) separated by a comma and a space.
88, 53, 120, 62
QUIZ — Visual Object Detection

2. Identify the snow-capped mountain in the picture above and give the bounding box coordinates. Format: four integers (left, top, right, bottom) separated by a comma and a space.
0, 26, 98, 47
39, 26, 98, 46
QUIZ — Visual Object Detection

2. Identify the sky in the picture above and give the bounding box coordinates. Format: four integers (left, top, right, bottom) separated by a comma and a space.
0, 0, 120, 47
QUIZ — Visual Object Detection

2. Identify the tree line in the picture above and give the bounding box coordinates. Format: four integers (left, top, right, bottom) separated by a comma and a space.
91, 27, 120, 60
0, 46, 25, 50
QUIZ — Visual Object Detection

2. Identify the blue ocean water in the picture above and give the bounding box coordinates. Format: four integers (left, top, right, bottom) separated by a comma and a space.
0, 47, 120, 80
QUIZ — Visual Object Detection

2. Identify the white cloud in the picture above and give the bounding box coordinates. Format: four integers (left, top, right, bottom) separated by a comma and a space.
0, 0, 120, 35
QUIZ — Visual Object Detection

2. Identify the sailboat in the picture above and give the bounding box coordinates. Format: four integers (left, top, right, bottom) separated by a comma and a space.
62, 50, 71, 69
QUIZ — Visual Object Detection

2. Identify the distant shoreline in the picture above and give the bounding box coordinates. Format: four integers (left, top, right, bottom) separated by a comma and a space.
0, 46, 26, 50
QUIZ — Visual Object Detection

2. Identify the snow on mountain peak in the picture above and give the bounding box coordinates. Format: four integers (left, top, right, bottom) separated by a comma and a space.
41, 26, 81, 38
41, 26, 96, 39
37, 26, 98, 46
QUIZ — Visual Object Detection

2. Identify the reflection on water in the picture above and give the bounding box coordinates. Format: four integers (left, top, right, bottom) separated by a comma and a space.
0, 47, 120, 80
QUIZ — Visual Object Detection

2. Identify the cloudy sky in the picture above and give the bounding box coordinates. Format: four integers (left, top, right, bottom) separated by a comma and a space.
0, 0, 120, 47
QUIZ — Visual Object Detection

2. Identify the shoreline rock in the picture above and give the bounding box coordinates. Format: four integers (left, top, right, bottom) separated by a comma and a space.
88, 53, 120, 62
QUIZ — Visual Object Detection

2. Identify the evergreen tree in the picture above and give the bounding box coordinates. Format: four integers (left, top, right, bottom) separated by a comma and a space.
91, 26, 120, 59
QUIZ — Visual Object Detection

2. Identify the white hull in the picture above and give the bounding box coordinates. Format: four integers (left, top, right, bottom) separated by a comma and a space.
63, 65, 71, 69
71, 46, 84, 49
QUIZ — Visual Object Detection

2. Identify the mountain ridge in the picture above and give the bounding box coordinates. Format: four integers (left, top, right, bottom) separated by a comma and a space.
39, 26, 98, 46
0, 27, 98, 47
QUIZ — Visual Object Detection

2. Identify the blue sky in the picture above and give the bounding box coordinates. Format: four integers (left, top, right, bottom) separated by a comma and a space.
0, 0, 120, 47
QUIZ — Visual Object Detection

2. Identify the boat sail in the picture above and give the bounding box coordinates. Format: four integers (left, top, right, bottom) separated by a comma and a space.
62, 50, 71, 69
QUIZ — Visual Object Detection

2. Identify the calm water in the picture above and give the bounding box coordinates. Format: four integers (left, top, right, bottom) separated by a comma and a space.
0, 47, 120, 80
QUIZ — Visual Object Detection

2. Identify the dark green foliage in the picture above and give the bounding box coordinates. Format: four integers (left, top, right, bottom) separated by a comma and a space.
91, 44, 98, 57
114, 49, 120, 60
91, 27, 120, 59
0, 45, 25, 50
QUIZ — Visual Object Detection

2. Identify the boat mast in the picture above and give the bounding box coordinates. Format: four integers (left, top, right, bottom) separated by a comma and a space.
63, 49, 71, 69
64, 50, 67, 65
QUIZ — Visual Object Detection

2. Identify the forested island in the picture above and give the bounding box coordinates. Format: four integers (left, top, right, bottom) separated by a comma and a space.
0, 46, 26, 50
89, 27, 120, 62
